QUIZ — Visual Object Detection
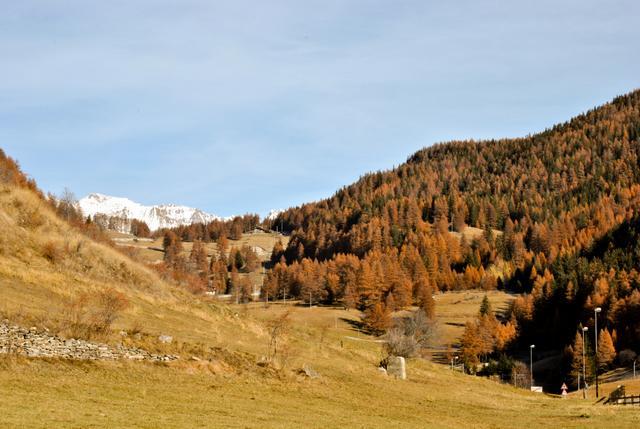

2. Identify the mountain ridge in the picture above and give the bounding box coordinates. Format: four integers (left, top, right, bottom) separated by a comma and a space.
260, 89, 640, 366
78, 192, 228, 231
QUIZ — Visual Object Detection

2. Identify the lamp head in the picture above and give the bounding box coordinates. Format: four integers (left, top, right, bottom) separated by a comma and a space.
583, 327, 588, 332
595, 307, 602, 313
530, 344, 535, 349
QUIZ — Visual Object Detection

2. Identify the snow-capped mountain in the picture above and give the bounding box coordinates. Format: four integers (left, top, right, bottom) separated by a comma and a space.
265, 208, 285, 220
78, 193, 224, 231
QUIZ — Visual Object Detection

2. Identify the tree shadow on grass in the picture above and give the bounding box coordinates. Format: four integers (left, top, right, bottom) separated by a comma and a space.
340, 317, 368, 334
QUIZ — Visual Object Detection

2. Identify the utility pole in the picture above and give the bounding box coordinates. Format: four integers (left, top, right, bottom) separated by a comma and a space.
283, 288, 286, 305
595, 307, 602, 398
530, 344, 535, 389
582, 326, 588, 399
309, 291, 312, 309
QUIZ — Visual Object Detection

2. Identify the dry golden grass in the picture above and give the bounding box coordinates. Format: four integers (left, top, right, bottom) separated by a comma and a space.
109, 229, 289, 288
2, 351, 640, 429
2, 185, 639, 428
0, 185, 263, 352
450, 226, 502, 242
110, 230, 289, 264
597, 377, 640, 398
566, 369, 640, 399
431, 290, 515, 350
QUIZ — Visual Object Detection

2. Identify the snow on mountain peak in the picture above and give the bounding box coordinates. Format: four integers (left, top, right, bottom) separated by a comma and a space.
78, 193, 224, 231
266, 209, 285, 220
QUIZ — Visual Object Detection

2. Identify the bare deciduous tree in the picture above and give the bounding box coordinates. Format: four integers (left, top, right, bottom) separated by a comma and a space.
267, 311, 292, 368
384, 309, 437, 358
57, 187, 79, 222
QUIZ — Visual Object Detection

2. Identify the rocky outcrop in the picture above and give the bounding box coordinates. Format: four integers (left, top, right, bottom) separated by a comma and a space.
0, 323, 178, 362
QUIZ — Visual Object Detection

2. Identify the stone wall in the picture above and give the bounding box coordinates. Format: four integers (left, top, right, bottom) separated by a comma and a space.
0, 322, 178, 362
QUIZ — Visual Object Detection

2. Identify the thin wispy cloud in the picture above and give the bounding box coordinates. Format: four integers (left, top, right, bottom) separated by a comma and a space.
2, 0, 639, 216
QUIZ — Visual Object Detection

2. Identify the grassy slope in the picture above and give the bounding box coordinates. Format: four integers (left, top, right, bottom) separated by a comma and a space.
431, 290, 514, 350
0, 185, 261, 351
110, 229, 290, 288
1, 185, 639, 428
110, 230, 290, 265
2, 356, 639, 429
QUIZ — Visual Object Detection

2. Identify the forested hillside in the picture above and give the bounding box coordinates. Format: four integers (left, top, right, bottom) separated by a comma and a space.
514, 212, 640, 354
5, 89, 640, 383
265, 90, 640, 355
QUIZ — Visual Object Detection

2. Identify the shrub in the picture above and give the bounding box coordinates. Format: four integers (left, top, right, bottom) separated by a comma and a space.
511, 361, 531, 388
479, 355, 515, 379
90, 288, 129, 334
618, 349, 637, 366
267, 311, 292, 369
41, 241, 62, 264
384, 309, 437, 358
185, 274, 207, 294
17, 207, 45, 229
62, 288, 129, 339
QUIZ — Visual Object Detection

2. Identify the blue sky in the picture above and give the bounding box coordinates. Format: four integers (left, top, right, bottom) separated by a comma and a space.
2, 1, 639, 217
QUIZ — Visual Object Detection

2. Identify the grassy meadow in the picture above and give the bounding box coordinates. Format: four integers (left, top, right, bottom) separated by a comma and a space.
2, 185, 639, 428
3, 350, 640, 428
430, 290, 515, 351
109, 229, 289, 290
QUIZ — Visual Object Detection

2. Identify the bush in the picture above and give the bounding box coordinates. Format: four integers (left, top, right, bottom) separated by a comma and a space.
267, 311, 292, 369
62, 288, 129, 339
17, 207, 45, 229
41, 241, 62, 264
511, 361, 531, 388
185, 274, 207, 294
619, 349, 637, 366
384, 309, 437, 358
90, 288, 129, 333
479, 355, 515, 379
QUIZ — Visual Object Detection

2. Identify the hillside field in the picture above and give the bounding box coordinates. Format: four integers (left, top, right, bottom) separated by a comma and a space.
109, 230, 289, 264
3, 340, 640, 428
109, 229, 289, 290
1, 185, 638, 428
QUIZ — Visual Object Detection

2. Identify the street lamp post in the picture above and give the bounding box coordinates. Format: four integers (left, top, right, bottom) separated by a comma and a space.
582, 326, 588, 399
530, 344, 535, 389
594, 307, 601, 397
